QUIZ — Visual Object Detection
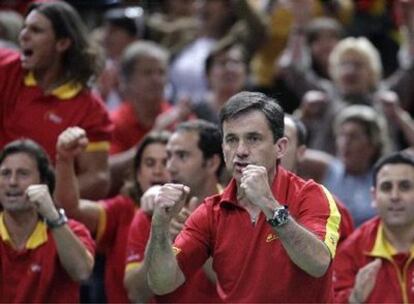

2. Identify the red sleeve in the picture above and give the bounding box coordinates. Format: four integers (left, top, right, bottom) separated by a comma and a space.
67, 219, 96, 256
77, 91, 113, 144
97, 195, 133, 250
333, 230, 366, 303
0, 48, 23, 133
292, 182, 341, 258
173, 202, 211, 279
125, 209, 152, 264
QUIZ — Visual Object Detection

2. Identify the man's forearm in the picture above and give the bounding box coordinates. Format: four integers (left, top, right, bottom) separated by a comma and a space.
124, 264, 154, 303
52, 225, 94, 282
275, 218, 331, 277
146, 223, 185, 295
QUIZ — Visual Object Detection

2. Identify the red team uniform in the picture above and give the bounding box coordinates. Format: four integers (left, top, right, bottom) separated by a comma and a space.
95, 195, 137, 303
0, 216, 95, 303
126, 209, 221, 303
174, 166, 341, 303
334, 217, 414, 303
0, 48, 112, 160
109, 102, 171, 154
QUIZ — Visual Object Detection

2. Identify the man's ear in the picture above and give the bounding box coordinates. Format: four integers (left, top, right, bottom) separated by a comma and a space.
275, 137, 288, 160
296, 144, 307, 163
371, 186, 377, 208
56, 37, 72, 53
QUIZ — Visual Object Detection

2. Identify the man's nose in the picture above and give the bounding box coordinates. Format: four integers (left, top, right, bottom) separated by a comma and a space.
390, 186, 400, 201
8, 172, 18, 185
236, 140, 249, 157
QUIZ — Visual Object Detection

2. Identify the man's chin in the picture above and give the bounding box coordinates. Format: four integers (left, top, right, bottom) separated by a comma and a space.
2, 202, 33, 213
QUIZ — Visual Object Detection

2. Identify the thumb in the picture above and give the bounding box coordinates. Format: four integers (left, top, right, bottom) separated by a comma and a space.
188, 196, 200, 212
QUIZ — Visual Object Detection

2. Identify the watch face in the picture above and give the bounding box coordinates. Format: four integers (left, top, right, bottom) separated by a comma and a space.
268, 207, 289, 227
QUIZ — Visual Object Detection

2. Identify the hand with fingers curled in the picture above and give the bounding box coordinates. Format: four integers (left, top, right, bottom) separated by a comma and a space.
56, 126, 89, 161
140, 185, 163, 215
152, 183, 190, 226
169, 196, 199, 240
240, 165, 278, 209
349, 259, 382, 304
26, 184, 60, 222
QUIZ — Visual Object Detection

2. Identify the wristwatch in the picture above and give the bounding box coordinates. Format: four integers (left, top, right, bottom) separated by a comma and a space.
45, 208, 68, 229
267, 205, 289, 227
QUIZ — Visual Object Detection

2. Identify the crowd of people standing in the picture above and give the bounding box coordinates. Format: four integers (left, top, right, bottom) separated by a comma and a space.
1, 0, 414, 303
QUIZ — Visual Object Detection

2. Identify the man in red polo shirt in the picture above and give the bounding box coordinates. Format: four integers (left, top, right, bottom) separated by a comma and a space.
109, 40, 178, 155
0, 1, 112, 200
334, 151, 414, 303
124, 120, 224, 303
143, 91, 341, 302
0, 138, 95, 302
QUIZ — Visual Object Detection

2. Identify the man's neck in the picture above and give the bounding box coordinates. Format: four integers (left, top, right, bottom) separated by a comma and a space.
383, 224, 414, 253
192, 177, 220, 202
32, 62, 66, 93
4, 210, 39, 250
131, 98, 162, 128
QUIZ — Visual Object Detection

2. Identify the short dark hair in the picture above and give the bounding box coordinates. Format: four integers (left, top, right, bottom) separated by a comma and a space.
104, 6, 145, 37
219, 91, 284, 142
120, 40, 168, 82
124, 130, 171, 202
0, 139, 55, 194
28, 1, 104, 86
372, 151, 414, 186
175, 119, 224, 177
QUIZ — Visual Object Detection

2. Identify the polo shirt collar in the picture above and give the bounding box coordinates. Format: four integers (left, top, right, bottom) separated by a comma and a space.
0, 213, 48, 249
367, 223, 414, 260
24, 71, 83, 100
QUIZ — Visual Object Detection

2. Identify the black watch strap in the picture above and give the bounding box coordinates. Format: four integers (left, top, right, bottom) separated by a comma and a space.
45, 208, 68, 229
267, 205, 289, 227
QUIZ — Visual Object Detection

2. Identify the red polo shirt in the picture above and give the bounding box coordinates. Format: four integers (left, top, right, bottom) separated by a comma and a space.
0, 216, 95, 303
0, 48, 112, 161
174, 166, 341, 303
334, 217, 414, 303
109, 101, 171, 154
126, 209, 221, 303
95, 195, 137, 303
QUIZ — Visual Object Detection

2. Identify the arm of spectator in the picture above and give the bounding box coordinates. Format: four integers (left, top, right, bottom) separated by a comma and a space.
296, 90, 330, 122
153, 98, 193, 132
348, 259, 382, 303
277, 1, 329, 100
322, 0, 354, 24
124, 262, 154, 303
27, 184, 94, 281
55, 127, 102, 235
220, 0, 269, 62
377, 90, 414, 147
298, 148, 333, 183
146, 184, 189, 295
241, 165, 334, 277
140, 185, 163, 215
76, 150, 110, 200
384, 0, 414, 113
